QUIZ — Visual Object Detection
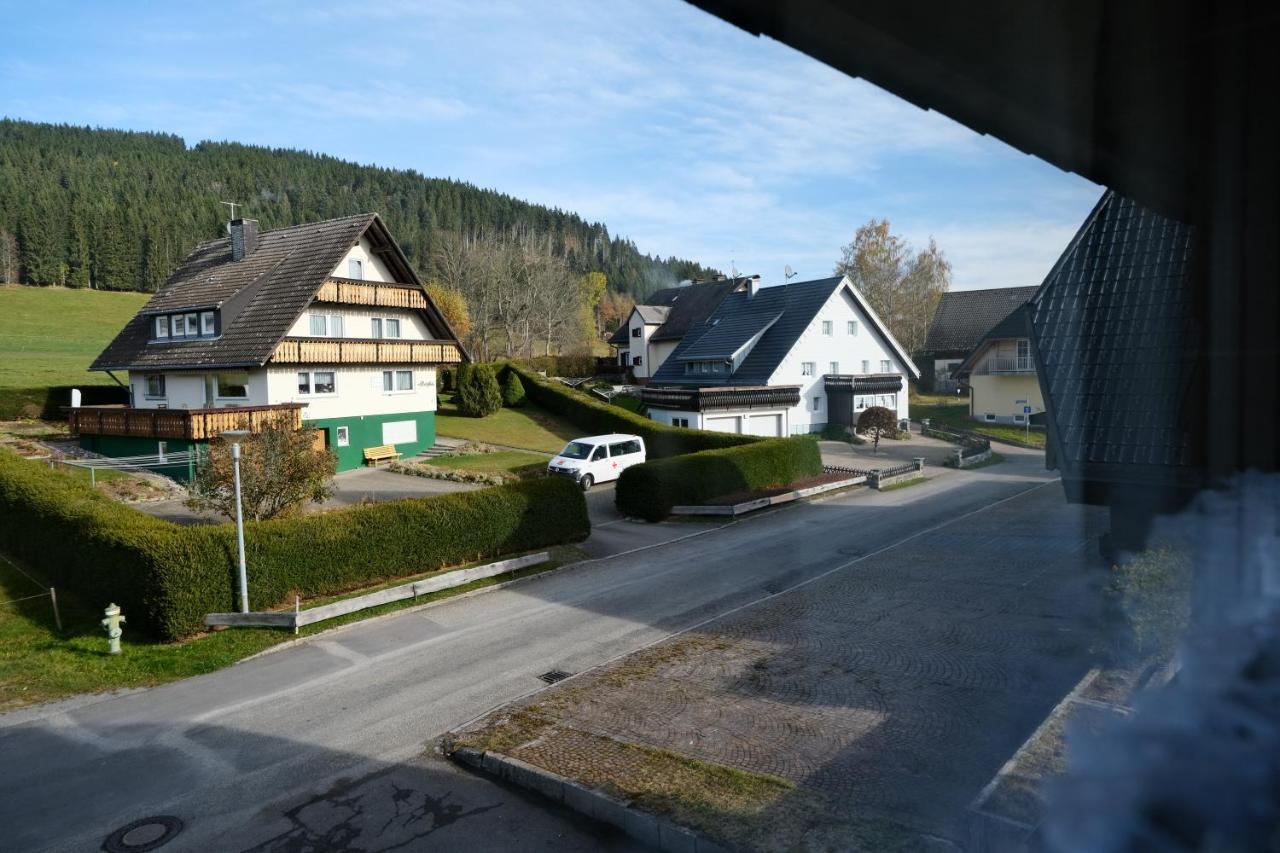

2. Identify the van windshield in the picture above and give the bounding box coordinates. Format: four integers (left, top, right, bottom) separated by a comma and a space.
558, 441, 595, 460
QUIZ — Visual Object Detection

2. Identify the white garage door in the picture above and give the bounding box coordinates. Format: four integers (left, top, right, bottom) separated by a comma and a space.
705, 416, 741, 434
746, 414, 782, 437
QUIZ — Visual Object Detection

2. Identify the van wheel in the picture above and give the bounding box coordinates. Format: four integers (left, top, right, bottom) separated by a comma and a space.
580, 474, 594, 491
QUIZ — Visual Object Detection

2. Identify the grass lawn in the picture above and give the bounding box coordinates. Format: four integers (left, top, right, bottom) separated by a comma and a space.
878, 476, 928, 492
0, 285, 149, 388
432, 450, 548, 477
911, 393, 1047, 449
435, 394, 581, 453
610, 393, 644, 414
0, 544, 587, 713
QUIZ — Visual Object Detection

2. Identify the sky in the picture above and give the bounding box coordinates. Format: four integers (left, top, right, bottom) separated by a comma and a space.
0, 0, 1103, 291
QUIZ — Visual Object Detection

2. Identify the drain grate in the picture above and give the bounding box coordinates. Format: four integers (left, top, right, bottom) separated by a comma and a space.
102, 816, 184, 853
538, 669, 573, 684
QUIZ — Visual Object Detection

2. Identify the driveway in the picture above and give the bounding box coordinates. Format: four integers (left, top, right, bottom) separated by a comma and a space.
0, 450, 1067, 852
819, 422, 971, 470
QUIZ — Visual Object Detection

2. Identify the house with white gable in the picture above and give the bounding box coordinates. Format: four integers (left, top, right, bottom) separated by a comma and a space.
641, 275, 918, 435
77, 214, 464, 474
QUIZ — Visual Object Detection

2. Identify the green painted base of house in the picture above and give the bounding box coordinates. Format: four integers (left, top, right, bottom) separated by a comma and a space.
306, 410, 436, 471
77, 434, 203, 481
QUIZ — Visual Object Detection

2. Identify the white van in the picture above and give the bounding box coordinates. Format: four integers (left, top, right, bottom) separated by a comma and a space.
547, 434, 647, 489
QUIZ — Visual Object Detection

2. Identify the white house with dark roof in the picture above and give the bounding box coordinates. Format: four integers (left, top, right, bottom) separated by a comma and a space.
607, 276, 749, 381
79, 214, 464, 474
641, 275, 918, 436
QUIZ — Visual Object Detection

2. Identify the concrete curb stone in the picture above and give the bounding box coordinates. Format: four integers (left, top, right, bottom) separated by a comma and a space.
447, 745, 733, 853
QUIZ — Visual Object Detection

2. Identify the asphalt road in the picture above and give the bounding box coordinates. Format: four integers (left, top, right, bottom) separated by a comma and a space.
0, 447, 1058, 852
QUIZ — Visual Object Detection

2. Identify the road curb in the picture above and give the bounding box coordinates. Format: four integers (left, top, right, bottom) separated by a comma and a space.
447, 744, 731, 853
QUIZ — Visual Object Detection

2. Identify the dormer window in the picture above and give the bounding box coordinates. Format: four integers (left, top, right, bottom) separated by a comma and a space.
171, 314, 186, 337
348, 258, 363, 279
200, 311, 215, 336
151, 310, 218, 342
154, 316, 170, 339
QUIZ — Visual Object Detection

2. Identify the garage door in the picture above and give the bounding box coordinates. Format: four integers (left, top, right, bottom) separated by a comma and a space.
746, 414, 782, 437
705, 416, 741, 434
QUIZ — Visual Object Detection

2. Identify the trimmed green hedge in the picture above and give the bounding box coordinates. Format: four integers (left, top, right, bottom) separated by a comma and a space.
615, 437, 823, 521
501, 364, 758, 458
0, 384, 129, 420
0, 450, 589, 639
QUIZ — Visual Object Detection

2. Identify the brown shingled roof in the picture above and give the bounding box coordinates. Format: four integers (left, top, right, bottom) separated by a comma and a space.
92, 214, 460, 371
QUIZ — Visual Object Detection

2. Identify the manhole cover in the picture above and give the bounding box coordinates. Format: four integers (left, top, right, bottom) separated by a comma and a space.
102, 816, 183, 852
538, 669, 572, 684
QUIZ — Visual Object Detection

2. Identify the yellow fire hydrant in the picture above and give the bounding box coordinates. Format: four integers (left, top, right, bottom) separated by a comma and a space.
101, 603, 125, 655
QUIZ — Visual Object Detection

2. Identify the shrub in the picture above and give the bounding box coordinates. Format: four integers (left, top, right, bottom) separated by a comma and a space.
457, 364, 503, 417
0, 449, 589, 640
502, 371, 527, 408
615, 438, 822, 522
439, 366, 456, 393
857, 406, 898, 453
520, 354, 597, 378
187, 418, 336, 520
501, 364, 757, 458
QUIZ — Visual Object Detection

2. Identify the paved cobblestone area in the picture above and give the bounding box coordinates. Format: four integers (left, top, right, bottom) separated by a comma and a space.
457, 485, 1109, 850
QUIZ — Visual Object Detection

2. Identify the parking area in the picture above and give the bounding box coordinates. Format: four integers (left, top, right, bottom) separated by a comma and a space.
819, 424, 965, 470
453, 483, 1109, 850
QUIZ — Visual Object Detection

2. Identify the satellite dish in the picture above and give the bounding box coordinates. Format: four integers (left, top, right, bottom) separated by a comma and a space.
784, 265, 798, 281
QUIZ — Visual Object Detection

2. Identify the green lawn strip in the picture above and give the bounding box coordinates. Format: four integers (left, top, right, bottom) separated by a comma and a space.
435, 394, 581, 453
912, 401, 1047, 449
877, 476, 927, 492
610, 394, 644, 414
430, 450, 549, 478
0, 544, 588, 713
0, 286, 149, 388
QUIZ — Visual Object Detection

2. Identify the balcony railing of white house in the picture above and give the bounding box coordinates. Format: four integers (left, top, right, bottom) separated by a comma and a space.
976, 356, 1036, 375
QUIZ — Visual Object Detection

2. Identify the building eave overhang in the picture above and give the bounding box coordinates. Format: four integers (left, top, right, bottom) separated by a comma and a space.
640, 384, 802, 412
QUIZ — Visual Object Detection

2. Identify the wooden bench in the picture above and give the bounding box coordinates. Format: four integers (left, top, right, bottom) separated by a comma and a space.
363, 444, 401, 466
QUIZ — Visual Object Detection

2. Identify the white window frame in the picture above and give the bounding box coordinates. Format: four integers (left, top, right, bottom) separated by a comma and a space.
172, 314, 186, 337
1014, 414, 1026, 423
200, 311, 215, 336
861, 360, 870, 374
348, 258, 363, 279
144, 374, 166, 399
371, 318, 383, 339
821, 320, 832, 336
310, 313, 328, 336
382, 369, 414, 393
336, 426, 350, 447
984, 413, 996, 422
812, 395, 823, 412
801, 362, 815, 376
672, 417, 689, 428
311, 370, 336, 395
880, 359, 892, 373
154, 316, 169, 339
384, 318, 400, 339
830, 361, 839, 374
297, 372, 311, 395
848, 320, 858, 336
297, 370, 336, 396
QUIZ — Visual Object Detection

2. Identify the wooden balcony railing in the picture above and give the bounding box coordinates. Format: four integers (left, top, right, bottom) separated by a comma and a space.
270, 337, 463, 365
68, 403, 306, 441
314, 277, 429, 309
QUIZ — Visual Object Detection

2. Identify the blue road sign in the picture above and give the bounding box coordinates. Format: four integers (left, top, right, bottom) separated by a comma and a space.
1023, 405, 1032, 414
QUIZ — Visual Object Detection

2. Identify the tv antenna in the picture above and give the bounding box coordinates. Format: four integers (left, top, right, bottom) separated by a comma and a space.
785, 264, 798, 282
220, 201, 241, 221
729, 259, 740, 279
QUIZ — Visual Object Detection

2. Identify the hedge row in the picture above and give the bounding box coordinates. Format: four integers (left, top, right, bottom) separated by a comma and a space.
501, 363, 758, 458
0, 450, 589, 639
615, 437, 823, 521
0, 384, 129, 420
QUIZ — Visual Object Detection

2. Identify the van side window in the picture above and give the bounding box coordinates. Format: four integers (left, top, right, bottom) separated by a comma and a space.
591, 446, 607, 461
610, 441, 641, 456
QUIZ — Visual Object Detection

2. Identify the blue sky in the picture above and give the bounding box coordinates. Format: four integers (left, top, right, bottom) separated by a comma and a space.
1, 0, 1102, 291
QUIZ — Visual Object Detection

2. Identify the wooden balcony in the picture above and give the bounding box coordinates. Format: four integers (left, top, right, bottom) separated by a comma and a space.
270, 337, 463, 365
314, 277, 429, 310
68, 403, 306, 441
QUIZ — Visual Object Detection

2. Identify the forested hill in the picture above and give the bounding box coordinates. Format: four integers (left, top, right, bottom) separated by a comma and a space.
0, 119, 715, 295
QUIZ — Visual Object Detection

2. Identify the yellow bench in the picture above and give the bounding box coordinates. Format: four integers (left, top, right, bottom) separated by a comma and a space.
363, 444, 401, 466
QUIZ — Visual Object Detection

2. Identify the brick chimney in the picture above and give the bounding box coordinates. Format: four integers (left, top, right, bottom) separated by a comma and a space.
230, 218, 259, 261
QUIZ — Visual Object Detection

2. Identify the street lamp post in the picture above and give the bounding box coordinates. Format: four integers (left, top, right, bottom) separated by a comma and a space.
223, 429, 251, 613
